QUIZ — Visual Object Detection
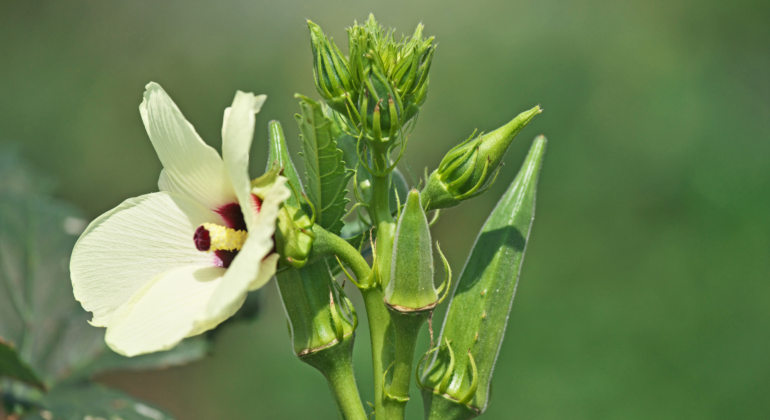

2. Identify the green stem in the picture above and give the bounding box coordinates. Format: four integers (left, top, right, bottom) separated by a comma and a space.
276, 262, 365, 419
303, 334, 368, 420
361, 287, 390, 418
310, 224, 372, 286
381, 310, 431, 420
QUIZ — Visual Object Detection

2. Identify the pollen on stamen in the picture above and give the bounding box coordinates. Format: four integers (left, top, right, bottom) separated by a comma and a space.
194, 223, 247, 253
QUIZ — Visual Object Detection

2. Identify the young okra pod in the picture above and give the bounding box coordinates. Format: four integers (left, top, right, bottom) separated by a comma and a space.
382, 189, 450, 418
420, 135, 547, 420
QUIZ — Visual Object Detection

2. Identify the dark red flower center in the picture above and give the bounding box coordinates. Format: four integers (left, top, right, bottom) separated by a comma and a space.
193, 225, 211, 251
194, 194, 264, 269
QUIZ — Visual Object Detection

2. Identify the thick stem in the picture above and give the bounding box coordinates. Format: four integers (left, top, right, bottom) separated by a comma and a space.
361, 287, 390, 418
276, 262, 364, 419
370, 172, 398, 418
382, 310, 431, 420
304, 335, 368, 420
327, 363, 368, 420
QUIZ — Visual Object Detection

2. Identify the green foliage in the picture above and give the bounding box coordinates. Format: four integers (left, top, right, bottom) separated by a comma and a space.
71, 337, 209, 381
295, 95, 354, 236
0, 341, 44, 389
26, 382, 174, 420
0, 167, 104, 386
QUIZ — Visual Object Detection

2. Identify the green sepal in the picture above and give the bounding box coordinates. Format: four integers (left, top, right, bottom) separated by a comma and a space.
275, 204, 315, 269
295, 95, 354, 236
422, 106, 541, 211
420, 136, 547, 418
267, 120, 304, 208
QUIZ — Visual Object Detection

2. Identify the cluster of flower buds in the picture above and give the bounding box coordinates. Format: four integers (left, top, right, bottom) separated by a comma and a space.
421, 106, 542, 211
308, 14, 435, 141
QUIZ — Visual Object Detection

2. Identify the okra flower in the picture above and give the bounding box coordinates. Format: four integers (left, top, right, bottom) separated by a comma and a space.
70, 83, 290, 356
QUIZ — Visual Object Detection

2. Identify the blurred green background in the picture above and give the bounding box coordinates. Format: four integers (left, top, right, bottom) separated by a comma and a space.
1, 0, 768, 419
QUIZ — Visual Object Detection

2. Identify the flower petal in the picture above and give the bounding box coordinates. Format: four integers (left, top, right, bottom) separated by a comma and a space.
201, 177, 290, 323
140, 82, 237, 210
250, 254, 279, 291
71, 192, 221, 327
105, 266, 231, 356
221, 91, 267, 229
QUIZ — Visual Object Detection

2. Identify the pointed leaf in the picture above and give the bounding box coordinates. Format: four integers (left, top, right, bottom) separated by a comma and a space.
32, 382, 174, 420
0, 152, 104, 386
0, 340, 44, 388
69, 337, 209, 381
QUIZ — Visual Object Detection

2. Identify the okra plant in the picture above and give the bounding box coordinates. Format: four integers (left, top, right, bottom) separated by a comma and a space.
0, 14, 547, 420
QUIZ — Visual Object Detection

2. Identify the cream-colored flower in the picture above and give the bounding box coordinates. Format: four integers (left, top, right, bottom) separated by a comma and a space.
71, 82, 290, 356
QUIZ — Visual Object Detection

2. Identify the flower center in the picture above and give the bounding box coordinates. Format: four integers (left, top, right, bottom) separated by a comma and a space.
194, 223, 247, 252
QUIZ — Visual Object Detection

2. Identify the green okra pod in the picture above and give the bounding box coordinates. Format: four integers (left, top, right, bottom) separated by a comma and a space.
420, 135, 547, 420
382, 189, 450, 419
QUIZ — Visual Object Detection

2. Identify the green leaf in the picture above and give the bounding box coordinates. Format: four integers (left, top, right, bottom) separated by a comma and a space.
0, 340, 44, 388
0, 174, 103, 386
295, 95, 353, 235
27, 382, 174, 420
69, 337, 209, 381
421, 136, 547, 419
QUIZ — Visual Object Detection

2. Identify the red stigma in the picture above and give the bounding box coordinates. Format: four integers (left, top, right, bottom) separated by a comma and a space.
193, 226, 211, 251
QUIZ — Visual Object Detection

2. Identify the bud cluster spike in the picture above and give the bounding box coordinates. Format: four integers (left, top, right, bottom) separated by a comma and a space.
308, 14, 435, 147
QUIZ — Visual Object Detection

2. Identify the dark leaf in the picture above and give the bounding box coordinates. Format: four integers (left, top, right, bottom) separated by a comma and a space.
0, 340, 44, 389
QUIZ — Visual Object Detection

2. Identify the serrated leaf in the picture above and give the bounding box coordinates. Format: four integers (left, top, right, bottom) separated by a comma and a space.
0, 339, 44, 388
294, 95, 353, 235
28, 382, 174, 420
0, 173, 103, 386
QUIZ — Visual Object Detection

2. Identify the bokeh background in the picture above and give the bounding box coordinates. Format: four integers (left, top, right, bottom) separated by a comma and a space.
1, 0, 769, 419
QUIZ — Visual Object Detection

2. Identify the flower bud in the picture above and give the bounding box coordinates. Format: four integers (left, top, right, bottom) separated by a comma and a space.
308, 20, 358, 117
421, 106, 541, 211
384, 189, 437, 311
309, 15, 436, 139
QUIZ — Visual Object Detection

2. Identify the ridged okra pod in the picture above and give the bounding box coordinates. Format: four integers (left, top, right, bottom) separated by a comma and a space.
420, 135, 547, 419
382, 189, 450, 419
